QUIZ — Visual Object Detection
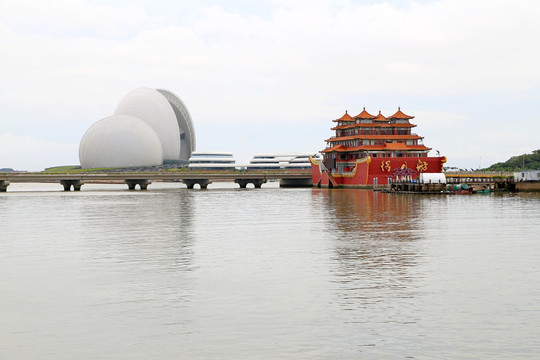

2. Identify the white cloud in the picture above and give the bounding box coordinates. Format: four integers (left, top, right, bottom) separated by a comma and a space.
0, 0, 149, 38
1, 0, 539, 169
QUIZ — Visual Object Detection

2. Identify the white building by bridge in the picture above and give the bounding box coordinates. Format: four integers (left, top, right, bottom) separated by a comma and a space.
79, 88, 196, 168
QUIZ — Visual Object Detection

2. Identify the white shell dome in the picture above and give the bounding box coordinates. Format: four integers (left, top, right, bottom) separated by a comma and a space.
79, 115, 163, 168
114, 87, 181, 161
157, 89, 196, 161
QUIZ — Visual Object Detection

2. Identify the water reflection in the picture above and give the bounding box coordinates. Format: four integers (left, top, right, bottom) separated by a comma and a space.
76, 189, 197, 335
317, 189, 425, 314
3, 185, 540, 358
79, 189, 196, 272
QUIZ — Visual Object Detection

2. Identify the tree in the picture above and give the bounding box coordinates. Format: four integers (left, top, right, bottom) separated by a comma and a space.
486, 150, 540, 171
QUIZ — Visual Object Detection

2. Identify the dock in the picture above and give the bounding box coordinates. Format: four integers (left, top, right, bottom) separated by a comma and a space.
381, 171, 540, 194
382, 181, 449, 194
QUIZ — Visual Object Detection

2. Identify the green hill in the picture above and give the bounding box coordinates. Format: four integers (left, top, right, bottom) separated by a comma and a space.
486, 149, 540, 171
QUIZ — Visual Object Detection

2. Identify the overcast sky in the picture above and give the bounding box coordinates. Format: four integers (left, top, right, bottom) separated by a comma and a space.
1, 0, 539, 171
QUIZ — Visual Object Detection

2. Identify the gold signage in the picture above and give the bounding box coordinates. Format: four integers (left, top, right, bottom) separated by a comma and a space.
416, 159, 428, 172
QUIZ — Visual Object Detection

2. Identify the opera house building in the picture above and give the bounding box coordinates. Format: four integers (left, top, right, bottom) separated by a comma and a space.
79, 88, 196, 168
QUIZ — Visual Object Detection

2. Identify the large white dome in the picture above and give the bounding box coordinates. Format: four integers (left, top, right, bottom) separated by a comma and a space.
79, 115, 163, 168
114, 87, 181, 161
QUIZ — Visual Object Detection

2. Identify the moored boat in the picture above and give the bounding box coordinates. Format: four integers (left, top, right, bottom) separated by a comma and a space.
447, 183, 474, 194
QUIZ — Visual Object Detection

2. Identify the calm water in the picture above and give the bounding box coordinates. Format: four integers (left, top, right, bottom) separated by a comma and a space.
1, 182, 540, 359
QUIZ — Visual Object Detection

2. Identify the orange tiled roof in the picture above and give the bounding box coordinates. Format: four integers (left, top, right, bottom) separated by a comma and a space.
354, 107, 376, 119
333, 111, 354, 122
321, 144, 347, 153
389, 107, 414, 120
374, 110, 388, 122
384, 142, 406, 149
322, 145, 347, 153
327, 134, 423, 142
322, 144, 431, 153
331, 122, 416, 130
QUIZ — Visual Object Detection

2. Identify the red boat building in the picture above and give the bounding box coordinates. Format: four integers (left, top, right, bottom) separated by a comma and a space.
310, 107, 446, 187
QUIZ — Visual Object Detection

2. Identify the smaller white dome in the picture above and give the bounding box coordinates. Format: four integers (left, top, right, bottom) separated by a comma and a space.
79, 115, 163, 168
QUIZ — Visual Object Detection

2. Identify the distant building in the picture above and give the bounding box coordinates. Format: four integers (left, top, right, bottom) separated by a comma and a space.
514, 170, 540, 182
188, 152, 236, 170
247, 153, 318, 170
79, 88, 196, 168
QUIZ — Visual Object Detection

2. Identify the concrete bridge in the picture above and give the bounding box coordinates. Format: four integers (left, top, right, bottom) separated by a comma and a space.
0, 171, 312, 192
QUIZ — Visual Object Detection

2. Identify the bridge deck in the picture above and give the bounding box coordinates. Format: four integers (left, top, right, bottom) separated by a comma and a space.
1, 172, 310, 182
0, 171, 313, 191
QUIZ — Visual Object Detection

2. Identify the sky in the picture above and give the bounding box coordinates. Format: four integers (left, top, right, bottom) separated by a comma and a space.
1, 0, 539, 171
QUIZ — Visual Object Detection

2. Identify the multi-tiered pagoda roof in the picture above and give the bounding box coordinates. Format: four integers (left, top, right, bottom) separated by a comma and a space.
323, 107, 431, 158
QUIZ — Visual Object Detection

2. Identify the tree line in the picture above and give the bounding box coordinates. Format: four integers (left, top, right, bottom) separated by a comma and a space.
485, 150, 540, 171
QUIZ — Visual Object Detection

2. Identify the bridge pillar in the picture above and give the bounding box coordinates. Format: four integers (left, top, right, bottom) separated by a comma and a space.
0, 180, 10, 192
252, 179, 266, 188
60, 180, 84, 191
234, 179, 266, 188
183, 179, 212, 189
235, 179, 248, 188
125, 179, 152, 190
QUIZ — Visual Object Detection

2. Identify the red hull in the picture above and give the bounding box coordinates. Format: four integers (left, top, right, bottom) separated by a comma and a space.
311, 156, 446, 187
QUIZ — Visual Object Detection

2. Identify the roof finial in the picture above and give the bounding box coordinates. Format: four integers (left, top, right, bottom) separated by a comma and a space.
379, 110, 381, 114
345, 110, 348, 114
398, 106, 401, 111
363, 106, 365, 110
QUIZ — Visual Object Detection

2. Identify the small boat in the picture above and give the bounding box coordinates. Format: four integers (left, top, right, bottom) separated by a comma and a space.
473, 186, 490, 194
447, 183, 474, 194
